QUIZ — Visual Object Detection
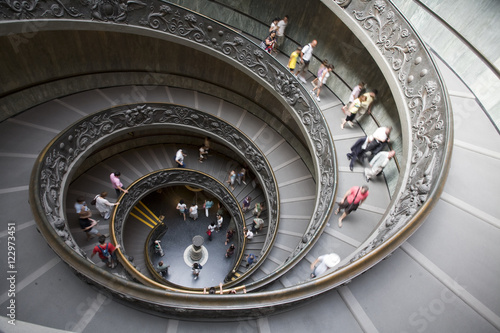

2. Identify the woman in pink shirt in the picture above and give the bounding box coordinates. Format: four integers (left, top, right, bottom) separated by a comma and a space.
334, 185, 369, 228
110, 171, 128, 197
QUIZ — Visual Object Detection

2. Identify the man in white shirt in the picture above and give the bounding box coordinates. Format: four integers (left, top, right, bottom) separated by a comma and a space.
310, 253, 340, 278
175, 149, 187, 167
295, 40, 317, 83
364, 126, 392, 158
365, 150, 395, 181
276, 15, 289, 49
244, 227, 254, 240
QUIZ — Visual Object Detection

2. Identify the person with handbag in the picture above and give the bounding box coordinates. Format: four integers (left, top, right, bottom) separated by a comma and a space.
334, 185, 369, 228
260, 31, 277, 54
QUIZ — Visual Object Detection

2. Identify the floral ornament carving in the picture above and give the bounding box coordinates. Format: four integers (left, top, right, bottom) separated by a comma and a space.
141, 5, 207, 43
41, 0, 83, 18
1, 0, 40, 19
0, 0, 84, 18
342, 0, 450, 264
36, 103, 279, 269
89, 0, 147, 22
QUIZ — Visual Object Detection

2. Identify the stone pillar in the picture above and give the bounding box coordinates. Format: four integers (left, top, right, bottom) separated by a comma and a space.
190, 235, 204, 261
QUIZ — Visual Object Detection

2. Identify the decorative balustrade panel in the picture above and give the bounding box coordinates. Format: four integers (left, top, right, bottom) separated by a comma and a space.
34, 103, 279, 277
326, 0, 452, 267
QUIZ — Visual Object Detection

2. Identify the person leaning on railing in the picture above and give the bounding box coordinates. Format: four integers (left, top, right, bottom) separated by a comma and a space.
110, 171, 128, 197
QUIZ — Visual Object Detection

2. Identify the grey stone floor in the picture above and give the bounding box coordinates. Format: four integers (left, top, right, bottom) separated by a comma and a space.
143, 187, 237, 289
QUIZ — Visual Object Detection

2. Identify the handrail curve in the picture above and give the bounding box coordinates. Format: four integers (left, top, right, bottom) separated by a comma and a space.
32, 102, 282, 289
120, 168, 246, 290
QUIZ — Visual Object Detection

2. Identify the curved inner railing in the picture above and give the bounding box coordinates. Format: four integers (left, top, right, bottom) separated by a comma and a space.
118, 168, 246, 289
22, 0, 452, 316
32, 102, 282, 288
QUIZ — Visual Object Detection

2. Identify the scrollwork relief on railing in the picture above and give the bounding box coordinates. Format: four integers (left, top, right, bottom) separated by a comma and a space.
343, 0, 450, 263
35, 103, 279, 282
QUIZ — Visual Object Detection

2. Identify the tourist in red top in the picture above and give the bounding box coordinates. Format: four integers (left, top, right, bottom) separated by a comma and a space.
91, 235, 120, 268
334, 185, 369, 228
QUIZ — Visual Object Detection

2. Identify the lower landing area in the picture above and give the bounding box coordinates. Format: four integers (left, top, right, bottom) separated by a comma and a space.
142, 187, 240, 289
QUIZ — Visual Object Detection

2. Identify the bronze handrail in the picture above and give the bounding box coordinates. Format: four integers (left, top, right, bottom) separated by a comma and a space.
116, 168, 247, 291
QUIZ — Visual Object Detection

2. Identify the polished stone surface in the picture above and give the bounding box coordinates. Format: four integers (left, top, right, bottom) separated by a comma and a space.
142, 186, 238, 289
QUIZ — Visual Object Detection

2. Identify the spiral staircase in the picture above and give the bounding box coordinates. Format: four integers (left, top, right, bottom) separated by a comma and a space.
0, 0, 499, 332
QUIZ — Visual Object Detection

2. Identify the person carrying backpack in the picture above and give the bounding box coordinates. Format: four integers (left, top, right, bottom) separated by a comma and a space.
91, 235, 120, 268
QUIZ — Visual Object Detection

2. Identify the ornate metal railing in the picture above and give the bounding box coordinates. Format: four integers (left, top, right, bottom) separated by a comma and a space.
314, 0, 452, 274
31, 101, 280, 288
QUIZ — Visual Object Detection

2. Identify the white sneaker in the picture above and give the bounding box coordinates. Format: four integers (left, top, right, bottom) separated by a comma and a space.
300, 76, 307, 83
316, 96, 321, 102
